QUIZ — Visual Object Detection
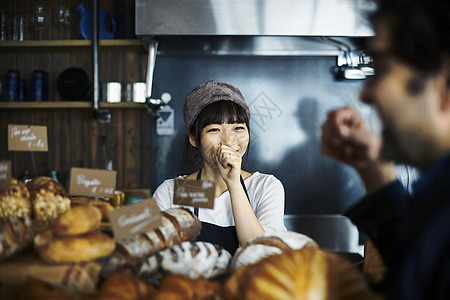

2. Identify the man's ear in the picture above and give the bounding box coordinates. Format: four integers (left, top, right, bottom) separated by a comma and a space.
440, 56, 450, 112
189, 135, 197, 148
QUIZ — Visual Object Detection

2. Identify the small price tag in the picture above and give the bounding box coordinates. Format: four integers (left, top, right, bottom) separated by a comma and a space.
108, 198, 163, 240
173, 179, 215, 209
69, 167, 116, 198
8, 124, 48, 152
0, 161, 12, 190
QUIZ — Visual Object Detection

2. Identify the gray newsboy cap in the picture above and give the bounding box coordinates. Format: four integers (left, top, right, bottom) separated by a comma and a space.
183, 81, 250, 136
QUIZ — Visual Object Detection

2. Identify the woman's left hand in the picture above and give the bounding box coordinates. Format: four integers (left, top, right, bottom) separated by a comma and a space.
215, 144, 242, 187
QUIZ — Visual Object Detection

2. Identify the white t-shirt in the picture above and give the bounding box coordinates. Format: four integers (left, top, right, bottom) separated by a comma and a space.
153, 171, 287, 233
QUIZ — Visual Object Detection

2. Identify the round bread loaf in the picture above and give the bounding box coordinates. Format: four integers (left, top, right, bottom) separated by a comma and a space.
35, 229, 115, 263
27, 177, 71, 226
53, 205, 102, 237
0, 179, 31, 218
231, 231, 318, 271
138, 241, 231, 281
224, 248, 375, 300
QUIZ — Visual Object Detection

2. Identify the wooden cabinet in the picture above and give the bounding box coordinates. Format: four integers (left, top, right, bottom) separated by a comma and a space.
1, 1, 152, 190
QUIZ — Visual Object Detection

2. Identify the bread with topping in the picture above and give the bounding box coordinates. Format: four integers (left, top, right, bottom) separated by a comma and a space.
138, 241, 231, 282
27, 177, 71, 226
231, 231, 319, 271
0, 179, 31, 218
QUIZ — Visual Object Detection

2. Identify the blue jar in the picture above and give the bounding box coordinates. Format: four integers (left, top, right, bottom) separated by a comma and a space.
19, 79, 27, 102
30, 70, 49, 102
4, 70, 20, 102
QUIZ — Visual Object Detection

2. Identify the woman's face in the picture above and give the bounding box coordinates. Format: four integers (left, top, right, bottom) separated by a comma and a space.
191, 122, 249, 167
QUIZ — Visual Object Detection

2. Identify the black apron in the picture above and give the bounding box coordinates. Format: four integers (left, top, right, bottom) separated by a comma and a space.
194, 170, 250, 255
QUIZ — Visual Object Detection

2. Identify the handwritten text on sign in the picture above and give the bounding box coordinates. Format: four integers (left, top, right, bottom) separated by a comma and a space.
0, 161, 12, 190
8, 124, 48, 151
173, 179, 215, 209
108, 198, 163, 240
69, 167, 116, 197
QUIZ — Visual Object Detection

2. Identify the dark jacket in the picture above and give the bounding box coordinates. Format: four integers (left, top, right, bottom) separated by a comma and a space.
346, 155, 450, 299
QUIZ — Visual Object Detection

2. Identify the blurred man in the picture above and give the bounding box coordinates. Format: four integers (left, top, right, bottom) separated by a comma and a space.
320, 0, 449, 298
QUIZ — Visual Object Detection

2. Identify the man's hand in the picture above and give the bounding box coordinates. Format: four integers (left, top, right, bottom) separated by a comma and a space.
321, 107, 396, 193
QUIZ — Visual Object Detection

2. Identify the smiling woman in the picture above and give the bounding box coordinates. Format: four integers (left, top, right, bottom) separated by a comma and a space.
152, 81, 287, 254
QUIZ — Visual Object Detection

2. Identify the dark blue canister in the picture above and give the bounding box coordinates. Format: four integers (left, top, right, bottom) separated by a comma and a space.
30, 70, 48, 102
4, 69, 20, 102
19, 79, 27, 102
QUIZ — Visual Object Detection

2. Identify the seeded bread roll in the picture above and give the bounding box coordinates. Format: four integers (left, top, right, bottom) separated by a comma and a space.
101, 208, 201, 276
0, 217, 36, 261
231, 231, 319, 271
0, 179, 31, 218
224, 248, 375, 300
138, 241, 231, 282
27, 177, 71, 226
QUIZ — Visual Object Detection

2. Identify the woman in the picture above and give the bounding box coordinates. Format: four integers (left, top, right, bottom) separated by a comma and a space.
153, 81, 286, 254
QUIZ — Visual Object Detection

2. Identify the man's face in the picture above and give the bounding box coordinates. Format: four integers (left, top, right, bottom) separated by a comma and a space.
360, 19, 443, 168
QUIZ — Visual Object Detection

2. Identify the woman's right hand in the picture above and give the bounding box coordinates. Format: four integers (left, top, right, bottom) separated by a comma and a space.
320, 107, 396, 193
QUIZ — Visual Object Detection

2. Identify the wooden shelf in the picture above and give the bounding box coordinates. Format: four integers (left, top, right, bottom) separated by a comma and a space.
0, 101, 147, 109
0, 39, 144, 49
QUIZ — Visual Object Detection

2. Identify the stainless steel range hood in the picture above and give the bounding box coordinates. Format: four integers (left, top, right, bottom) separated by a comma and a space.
136, 0, 375, 56
136, 0, 376, 109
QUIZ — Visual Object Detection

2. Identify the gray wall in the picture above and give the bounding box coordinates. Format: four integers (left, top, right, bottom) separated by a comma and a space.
150, 55, 382, 215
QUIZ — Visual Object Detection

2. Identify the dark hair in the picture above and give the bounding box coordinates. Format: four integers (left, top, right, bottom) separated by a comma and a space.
371, 0, 449, 76
184, 100, 250, 169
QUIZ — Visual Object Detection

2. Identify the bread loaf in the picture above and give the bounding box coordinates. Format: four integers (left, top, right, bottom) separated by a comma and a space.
0, 179, 31, 218
53, 205, 102, 237
224, 248, 375, 300
13, 279, 73, 300
102, 208, 201, 276
231, 231, 318, 271
34, 229, 115, 263
138, 241, 231, 282
0, 217, 36, 261
27, 177, 71, 226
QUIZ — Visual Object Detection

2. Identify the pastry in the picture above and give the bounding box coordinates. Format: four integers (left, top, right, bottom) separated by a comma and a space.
224, 248, 375, 300
53, 205, 102, 237
34, 229, 115, 263
27, 177, 71, 226
231, 231, 318, 270
138, 241, 231, 282
0, 178, 31, 218
154, 274, 220, 300
97, 272, 156, 300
